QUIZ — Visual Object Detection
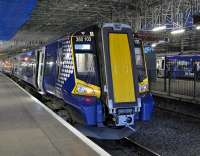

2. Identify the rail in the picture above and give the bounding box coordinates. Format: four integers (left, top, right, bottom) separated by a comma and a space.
124, 137, 161, 156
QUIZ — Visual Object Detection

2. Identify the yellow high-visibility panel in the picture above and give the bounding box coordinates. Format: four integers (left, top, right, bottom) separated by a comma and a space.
109, 33, 136, 103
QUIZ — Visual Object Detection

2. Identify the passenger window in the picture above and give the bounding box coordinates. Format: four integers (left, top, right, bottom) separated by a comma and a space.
45, 56, 55, 75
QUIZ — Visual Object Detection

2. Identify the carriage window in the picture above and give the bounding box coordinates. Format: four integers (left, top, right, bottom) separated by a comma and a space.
44, 56, 55, 75
176, 60, 190, 70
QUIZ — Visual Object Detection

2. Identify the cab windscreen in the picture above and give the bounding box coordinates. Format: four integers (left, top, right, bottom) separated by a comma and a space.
73, 36, 99, 86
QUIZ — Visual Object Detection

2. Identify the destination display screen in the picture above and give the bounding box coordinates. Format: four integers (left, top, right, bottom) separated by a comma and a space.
74, 44, 91, 50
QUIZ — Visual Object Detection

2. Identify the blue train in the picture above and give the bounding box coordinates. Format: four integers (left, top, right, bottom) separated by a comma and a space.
157, 55, 200, 79
2, 23, 154, 139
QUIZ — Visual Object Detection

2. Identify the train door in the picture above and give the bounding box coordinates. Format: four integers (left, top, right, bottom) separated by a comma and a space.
36, 47, 45, 94
101, 23, 139, 126
43, 42, 58, 95
156, 57, 165, 77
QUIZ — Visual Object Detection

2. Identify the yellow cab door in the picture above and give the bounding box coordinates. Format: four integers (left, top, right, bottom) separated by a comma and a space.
101, 23, 139, 113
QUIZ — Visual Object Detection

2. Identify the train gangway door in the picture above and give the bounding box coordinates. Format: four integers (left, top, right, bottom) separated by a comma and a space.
101, 23, 138, 113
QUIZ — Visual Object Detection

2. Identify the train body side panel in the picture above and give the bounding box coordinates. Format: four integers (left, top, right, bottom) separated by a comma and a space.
166, 55, 200, 79
139, 93, 154, 121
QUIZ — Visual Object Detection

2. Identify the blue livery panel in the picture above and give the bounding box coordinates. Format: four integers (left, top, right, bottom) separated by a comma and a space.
166, 55, 200, 79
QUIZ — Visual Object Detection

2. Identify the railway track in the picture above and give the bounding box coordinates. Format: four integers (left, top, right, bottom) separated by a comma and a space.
155, 106, 200, 120
123, 137, 160, 156
92, 137, 160, 156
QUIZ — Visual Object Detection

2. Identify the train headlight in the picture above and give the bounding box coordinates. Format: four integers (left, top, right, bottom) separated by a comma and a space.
77, 85, 89, 94
77, 85, 91, 94
72, 80, 101, 98
76, 84, 101, 97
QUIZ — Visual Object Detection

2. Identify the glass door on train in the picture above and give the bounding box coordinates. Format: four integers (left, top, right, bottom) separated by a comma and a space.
36, 47, 45, 94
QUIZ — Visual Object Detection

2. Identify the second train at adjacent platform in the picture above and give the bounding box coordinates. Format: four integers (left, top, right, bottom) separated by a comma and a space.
2, 23, 154, 139
157, 55, 200, 79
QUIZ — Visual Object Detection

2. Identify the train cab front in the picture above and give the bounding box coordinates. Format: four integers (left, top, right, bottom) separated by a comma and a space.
65, 23, 145, 139
99, 23, 141, 130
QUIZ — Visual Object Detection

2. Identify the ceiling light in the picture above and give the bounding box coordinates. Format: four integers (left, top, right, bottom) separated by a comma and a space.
196, 26, 200, 30
171, 28, 185, 35
158, 40, 165, 44
152, 25, 166, 32
151, 43, 157, 48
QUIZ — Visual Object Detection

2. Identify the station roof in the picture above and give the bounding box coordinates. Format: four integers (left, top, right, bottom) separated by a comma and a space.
1, 0, 200, 57
0, 0, 143, 57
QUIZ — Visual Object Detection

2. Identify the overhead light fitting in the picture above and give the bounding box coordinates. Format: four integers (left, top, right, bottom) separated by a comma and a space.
151, 40, 166, 48
196, 26, 200, 30
171, 28, 185, 35
152, 25, 166, 32
151, 43, 157, 48
158, 40, 165, 44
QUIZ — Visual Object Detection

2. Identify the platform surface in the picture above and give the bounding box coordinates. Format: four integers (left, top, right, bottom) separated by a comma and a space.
0, 73, 109, 156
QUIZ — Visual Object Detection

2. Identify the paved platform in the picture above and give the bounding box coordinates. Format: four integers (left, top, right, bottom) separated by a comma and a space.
0, 73, 110, 156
